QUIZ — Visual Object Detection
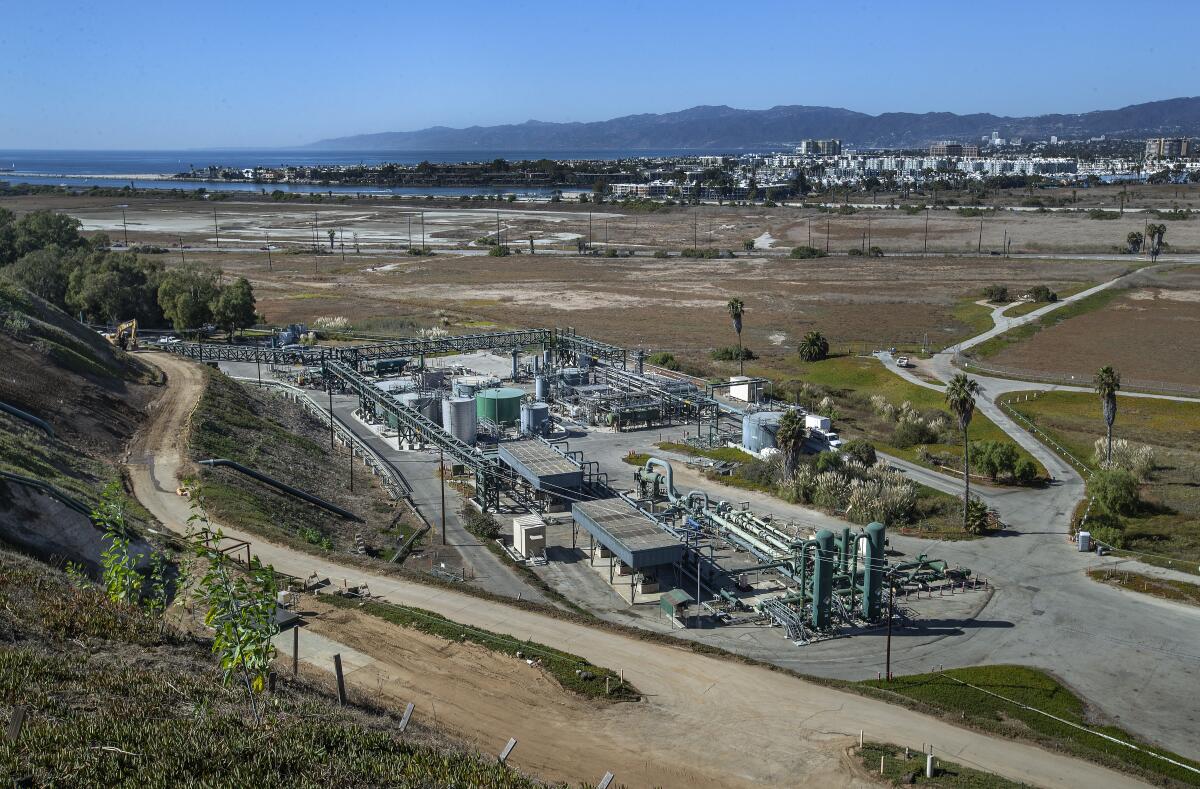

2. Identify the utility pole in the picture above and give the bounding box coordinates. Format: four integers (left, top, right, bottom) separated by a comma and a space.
407, 216, 412, 251
178, 235, 185, 265
693, 210, 698, 249
885, 572, 894, 681
117, 204, 129, 246
213, 207, 220, 249
325, 364, 335, 450
439, 446, 446, 546
421, 210, 425, 252
923, 209, 930, 256
265, 230, 272, 271
825, 219, 830, 253
977, 219, 983, 254
348, 439, 354, 493
866, 217, 871, 251
339, 229, 345, 263
1002, 228, 1008, 258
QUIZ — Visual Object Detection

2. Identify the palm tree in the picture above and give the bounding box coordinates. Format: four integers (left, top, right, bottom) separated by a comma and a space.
1095, 366, 1121, 465
775, 409, 807, 476
727, 298, 745, 374
944, 373, 981, 531
797, 330, 830, 362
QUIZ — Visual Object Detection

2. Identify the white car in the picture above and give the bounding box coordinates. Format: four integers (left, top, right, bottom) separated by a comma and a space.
895, 356, 910, 368
158, 335, 180, 345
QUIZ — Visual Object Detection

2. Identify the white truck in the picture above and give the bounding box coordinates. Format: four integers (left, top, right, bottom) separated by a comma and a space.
803, 414, 842, 450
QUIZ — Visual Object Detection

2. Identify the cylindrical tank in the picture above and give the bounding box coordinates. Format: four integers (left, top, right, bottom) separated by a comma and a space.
534, 375, 548, 401
520, 402, 551, 436
452, 375, 497, 398
442, 397, 477, 444
419, 395, 441, 425
861, 522, 887, 621
742, 412, 783, 453
812, 529, 835, 630
476, 387, 523, 426
420, 369, 447, 389
542, 348, 552, 367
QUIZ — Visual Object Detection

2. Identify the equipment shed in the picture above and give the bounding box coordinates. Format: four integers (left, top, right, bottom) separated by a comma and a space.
571, 499, 684, 570
499, 440, 584, 494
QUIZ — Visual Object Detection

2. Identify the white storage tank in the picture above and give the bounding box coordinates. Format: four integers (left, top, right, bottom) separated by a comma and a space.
742, 411, 784, 453
442, 397, 477, 444
520, 402, 551, 437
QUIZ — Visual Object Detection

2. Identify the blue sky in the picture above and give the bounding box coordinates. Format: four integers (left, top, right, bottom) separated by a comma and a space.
1, 0, 1196, 149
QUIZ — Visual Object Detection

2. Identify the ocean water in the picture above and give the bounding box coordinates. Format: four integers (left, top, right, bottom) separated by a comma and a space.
0, 147, 754, 196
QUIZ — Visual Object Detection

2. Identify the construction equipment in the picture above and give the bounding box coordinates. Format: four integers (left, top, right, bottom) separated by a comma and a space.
103, 319, 139, 351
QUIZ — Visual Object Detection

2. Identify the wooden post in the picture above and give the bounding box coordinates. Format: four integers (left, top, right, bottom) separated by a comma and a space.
334, 653, 347, 706
292, 626, 299, 675
6, 706, 25, 742
398, 702, 415, 733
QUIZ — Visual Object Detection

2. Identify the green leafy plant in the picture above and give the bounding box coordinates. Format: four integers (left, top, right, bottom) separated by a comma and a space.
93, 482, 145, 605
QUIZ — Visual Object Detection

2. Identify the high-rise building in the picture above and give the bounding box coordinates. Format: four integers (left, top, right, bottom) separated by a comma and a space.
798, 139, 841, 156
1145, 138, 1192, 158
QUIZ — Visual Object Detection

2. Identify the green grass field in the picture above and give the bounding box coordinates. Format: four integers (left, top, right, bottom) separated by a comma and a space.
1001, 391, 1200, 572
858, 665, 1200, 787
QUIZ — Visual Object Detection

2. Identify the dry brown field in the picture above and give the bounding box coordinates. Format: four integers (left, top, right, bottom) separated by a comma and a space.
988, 265, 1200, 388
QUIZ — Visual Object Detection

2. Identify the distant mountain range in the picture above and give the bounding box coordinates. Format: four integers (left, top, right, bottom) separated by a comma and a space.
309, 97, 1200, 152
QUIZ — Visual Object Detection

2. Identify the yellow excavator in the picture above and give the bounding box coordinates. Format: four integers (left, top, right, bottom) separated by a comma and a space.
103, 319, 139, 351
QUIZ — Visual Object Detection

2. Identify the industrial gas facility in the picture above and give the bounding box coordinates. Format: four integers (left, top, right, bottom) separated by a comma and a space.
164, 327, 977, 648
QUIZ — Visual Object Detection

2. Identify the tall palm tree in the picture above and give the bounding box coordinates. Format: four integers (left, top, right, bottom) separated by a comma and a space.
1095, 366, 1121, 465
944, 374, 981, 531
727, 298, 745, 374
797, 330, 830, 362
775, 409, 807, 476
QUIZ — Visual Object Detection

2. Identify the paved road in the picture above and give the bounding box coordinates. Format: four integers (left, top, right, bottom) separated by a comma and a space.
126, 354, 1152, 789
861, 267, 1200, 758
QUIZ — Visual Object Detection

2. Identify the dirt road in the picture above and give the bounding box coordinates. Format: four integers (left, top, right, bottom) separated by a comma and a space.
127, 352, 1150, 789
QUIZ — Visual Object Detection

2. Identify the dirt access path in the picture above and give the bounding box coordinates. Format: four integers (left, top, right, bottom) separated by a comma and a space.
126, 353, 1149, 789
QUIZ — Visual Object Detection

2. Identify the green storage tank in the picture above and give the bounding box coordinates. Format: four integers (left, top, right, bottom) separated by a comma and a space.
475, 387, 523, 426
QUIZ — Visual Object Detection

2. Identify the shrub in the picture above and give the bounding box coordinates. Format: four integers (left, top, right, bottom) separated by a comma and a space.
646, 351, 681, 371
983, 284, 1009, 303
710, 346, 756, 361
847, 247, 865, 256
972, 440, 1019, 481
1088, 524, 1126, 549
1028, 284, 1058, 302
868, 246, 885, 257
652, 250, 669, 258
814, 451, 843, 473
789, 246, 827, 259
1087, 209, 1120, 220
1013, 457, 1038, 484
1093, 438, 1155, 481
487, 245, 510, 257
892, 420, 937, 448
1091, 469, 1139, 516
842, 439, 877, 466
963, 495, 990, 534
459, 505, 501, 540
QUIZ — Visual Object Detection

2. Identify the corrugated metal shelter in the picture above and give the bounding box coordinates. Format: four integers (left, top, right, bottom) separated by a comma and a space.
571, 499, 684, 569
499, 441, 583, 494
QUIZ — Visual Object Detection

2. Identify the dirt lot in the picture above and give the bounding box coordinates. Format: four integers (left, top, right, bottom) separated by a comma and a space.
6, 190, 1200, 256
989, 266, 1200, 388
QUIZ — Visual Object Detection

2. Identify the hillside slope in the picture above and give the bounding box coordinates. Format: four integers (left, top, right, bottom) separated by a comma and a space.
0, 546, 543, 787
311, 96, 1200, 150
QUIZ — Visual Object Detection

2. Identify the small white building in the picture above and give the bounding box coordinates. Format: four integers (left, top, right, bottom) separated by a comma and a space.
727, 376, 762, 403
512, 514, 546, 560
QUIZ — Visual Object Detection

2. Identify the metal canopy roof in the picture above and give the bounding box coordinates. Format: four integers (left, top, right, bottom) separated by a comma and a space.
499, 441, 583, 494
571, 499, 685, 569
